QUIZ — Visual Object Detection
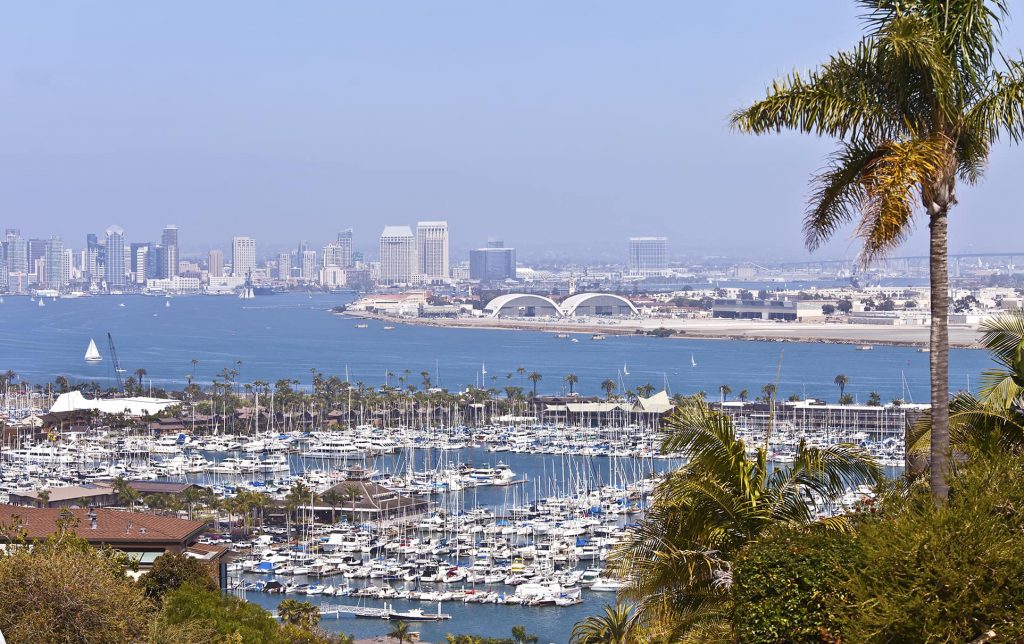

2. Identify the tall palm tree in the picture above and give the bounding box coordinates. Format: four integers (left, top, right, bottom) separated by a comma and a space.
720, 384, 732, 401
277, 598, 320, 631
834, 374, 849, 401
570, 602, 636, 644
607, 400, 879, 640
511, 624, 538, 644
601, 379, 617, 400
732, 0, 1024, 502
564, 373, 579, 395
528, 372, 542, 398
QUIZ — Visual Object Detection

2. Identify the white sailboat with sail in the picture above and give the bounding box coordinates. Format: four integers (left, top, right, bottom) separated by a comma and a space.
84, 339, 102, 363
690, 353, 697, 368
622, 362, 630, 376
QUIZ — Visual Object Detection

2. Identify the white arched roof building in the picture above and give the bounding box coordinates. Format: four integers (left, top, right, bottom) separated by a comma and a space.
484, 293, 563, 318
560, 292, 639, 317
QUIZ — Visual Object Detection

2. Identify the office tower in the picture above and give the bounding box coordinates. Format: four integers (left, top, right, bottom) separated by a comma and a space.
416, 221, 449, 283
129, 242, 150, 274
208, 249, 224, 278
104, 226, 127, 289
336, 229, 354, 267
628, 236, 668, 276
44, 236, 65, 290
62, 248, 73, 286
469, 241, 517, 281
5, 231, 27, 276
277, 252, 291, 279
322, 242, 344, 267
136, 245, 151, 284
301, 250, 317, 281
85, 233, 101, 285
379, 225, 416, 285
161, 225, 179, 278
232, 236, 256, 277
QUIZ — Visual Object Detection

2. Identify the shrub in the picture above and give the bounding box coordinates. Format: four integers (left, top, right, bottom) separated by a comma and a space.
141, 551, 218, 602
732, 526, 859, 643
843, 455, 1024, 642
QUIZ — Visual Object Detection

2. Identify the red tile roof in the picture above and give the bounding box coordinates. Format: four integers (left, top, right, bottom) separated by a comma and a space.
0, 504, 207, 545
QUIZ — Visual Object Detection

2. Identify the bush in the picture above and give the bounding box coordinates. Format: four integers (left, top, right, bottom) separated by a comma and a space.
142, 551, 218, 602
0, 521, 153, 643
732, 526, 859, 643
161, 583, 286, 643
843, 455, 1024, 641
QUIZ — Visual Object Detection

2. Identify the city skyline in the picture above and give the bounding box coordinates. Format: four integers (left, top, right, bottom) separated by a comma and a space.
4, 2, 1023, 260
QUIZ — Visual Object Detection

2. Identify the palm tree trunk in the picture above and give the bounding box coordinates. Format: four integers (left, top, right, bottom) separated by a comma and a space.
929, 205, 950, 504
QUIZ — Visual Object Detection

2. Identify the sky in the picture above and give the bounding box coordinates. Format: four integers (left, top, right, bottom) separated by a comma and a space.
1, 2, 1023, 262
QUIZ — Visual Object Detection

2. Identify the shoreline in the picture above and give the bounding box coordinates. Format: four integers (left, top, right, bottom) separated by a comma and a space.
342, 310, 985, 349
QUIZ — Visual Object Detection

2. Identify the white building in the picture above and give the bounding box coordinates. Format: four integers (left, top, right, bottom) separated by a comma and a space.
146, 276, 202, 293
319, 265, 347, 288
379, 225, 416, 285
628, 236, 668, 277
322, 242, 345, 267
416, 221, 449, 283
301, 250, 317, 281
232, 236, 256, 278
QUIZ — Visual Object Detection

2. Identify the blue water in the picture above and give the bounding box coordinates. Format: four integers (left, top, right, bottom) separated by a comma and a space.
0, 293, 990, 403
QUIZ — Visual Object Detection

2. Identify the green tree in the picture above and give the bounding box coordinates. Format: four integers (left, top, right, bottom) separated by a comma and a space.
141, 552, 217, 603
564, 373, 578, 395
511, 624, 538, 644
720, 384, 732, 401
732, 0, 1024, 503
388, 619, 412, 644
607, 400, 879, 640
277, 598, 320, 631
600, 379, 617, 400
867, 391, 882, 406
321, 489, 342, 524
570, 602, 636, 644
527, 372, 542, 398
834, 374, 849, 402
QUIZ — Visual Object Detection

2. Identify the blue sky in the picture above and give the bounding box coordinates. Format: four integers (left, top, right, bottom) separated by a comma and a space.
1, 2, 1022, 261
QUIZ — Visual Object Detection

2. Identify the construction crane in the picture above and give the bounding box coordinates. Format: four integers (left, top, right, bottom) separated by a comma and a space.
107, 332, 125, 394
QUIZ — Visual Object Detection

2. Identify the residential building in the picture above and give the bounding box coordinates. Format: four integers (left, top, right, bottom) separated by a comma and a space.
322, 242, 345, 267
85, 233, 102, 286
628, 236, 668, 276
43, 236, 65, 290
379, 225, 416, 285
301, 249, 317, 281
160, 225, 178, 278
231, 236, 256, 277
336, 228, 354, 267
276, 252, 291, 280
416, 220, 449, 283
208, 249, 224, 278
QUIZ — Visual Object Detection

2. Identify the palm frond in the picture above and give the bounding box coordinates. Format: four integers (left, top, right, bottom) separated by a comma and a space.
965, 55, 1024, 143
804, 143, 876, 251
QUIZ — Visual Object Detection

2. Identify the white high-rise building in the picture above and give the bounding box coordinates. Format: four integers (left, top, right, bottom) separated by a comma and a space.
379, 225, 416, 285
277, 253, 291, 279
232, 236, 256, 277
104, 225, 127, 290
44, 236, 65, 290
416, 221, 449, 283
301, 250, 317, 281
628, 236, 668, 276
322, 242, 344, 267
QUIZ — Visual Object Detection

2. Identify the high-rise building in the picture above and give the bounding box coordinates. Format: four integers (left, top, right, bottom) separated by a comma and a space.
416, 221, 449, 283
86, 233, 102, 285
208, 249, 224, 278
628, 236, 668, 276
232, 236, 256, 277
469, 241, 517, 281
135, 245, 150, 284
62, 248, 74, 286
336, 229, 354, 267
301, 250, 317, 281
379, 225, 416, 285
322, 242, 344, 267
161, 225, 179, 278
130, 242, 150, 275
44, 236, 65, 290
5, 230, 27, 276
104, 226, 127, 290
277, 253, 291, 280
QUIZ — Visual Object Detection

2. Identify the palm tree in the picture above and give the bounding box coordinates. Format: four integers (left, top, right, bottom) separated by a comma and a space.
760, 383, 776, 403
528, 372, 542, 398
720, 384, 732, 401
387, 620, 411, 644
277, 598, 320, 631
564, 373, 578, 395
570, 602, 636, 644
321, 489, 342, 524
909, 311, 1024, 456
601, 379, 617, 400
36, 489, 51, 508
607, 400, 879, 639
834, 374, 849, 402
343, 484, 361, 523
738, 389, 749, 403
732, 1, 1024, 503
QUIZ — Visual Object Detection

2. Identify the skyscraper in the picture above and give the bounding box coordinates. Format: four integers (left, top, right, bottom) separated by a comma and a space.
5, 230, 27, 276
105, 226, 127, 290
301, 250, 317, 281
276, 253, 291, 280
336, 229, 354, 267
416, 221, 449, 283
161, 225, 179, 278
379, 226, 416, 285
322, 242, 344, 267
85, 233, 101, 285
232, 236, 256, 277
44, 236, 65, 290
208, 249, 224, 278
628, 237, 668, 276
469, 240, 517, 281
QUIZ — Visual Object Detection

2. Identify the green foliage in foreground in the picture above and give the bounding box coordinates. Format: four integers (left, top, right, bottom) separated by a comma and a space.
732, 527, 861, 643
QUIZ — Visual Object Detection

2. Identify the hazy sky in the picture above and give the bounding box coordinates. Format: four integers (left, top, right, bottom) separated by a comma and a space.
2, 2, 1022, 261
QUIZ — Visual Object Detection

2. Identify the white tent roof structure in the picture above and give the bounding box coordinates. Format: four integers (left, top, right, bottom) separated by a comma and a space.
633, 390, 675, 414
49, 391, 180, 417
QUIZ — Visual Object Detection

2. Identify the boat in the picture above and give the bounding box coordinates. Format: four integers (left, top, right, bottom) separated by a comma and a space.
383, 326, 395, 330
855, 345, 874, 351
591, 577, 624, 592
165, 299, 171, 308
386, 605, 451, 621
591, 334, 606, 340
623, 362, 629, 376
354, 323, 369, 329
84, 339, 103, 363
691, 353, 697, 368
918, 347, 930, 353
570, 338, 579, 343
37, 299, 45, 308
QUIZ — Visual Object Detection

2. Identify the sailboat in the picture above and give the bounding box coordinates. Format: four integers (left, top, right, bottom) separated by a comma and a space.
690, 353, 697, 368
622, 362, 630, 376
165, 299, 171, 308
37, 299, 45, 308
84, 339, 102, 363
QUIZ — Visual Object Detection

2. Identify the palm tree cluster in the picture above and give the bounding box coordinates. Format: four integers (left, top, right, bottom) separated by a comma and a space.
603, 400, 879, 640
732, 0, 1024, 502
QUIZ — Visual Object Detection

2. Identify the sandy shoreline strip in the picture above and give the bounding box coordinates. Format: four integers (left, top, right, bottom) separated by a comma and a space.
342, 311, 984, 349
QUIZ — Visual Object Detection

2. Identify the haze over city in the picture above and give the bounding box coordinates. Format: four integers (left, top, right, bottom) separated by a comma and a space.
4, 1, 1023, 261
